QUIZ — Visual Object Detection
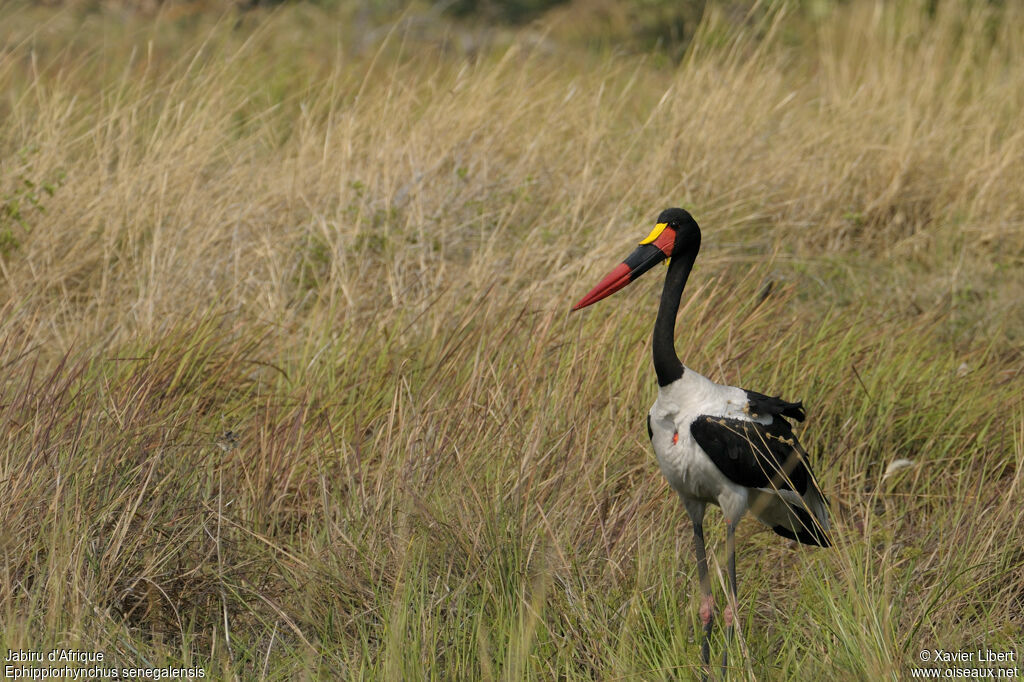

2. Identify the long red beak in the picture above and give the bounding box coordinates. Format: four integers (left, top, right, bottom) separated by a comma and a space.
572, 226, 675, 310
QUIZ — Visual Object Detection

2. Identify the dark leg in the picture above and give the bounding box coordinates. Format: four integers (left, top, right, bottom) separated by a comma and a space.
693, 519, 713, 681
721, 520, 738, 677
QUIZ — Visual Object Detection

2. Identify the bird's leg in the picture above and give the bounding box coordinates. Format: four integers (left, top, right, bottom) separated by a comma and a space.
693, 519, 713, 680
721, 520, 738, 677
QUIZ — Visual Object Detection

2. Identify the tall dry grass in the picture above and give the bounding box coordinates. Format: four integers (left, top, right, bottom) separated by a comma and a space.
1, 0, 1022, 679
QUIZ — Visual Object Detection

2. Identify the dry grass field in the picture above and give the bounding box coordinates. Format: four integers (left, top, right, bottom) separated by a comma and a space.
1, 0, 1022, 679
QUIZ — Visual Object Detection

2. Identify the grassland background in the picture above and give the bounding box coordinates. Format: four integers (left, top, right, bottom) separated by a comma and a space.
1, 0, 1022, 679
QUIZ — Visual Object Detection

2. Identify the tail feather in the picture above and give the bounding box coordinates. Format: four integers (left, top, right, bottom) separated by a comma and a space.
771, 506, 831, 546
751, 486, 831, 547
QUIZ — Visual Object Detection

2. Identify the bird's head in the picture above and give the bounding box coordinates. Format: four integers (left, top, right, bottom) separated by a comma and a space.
572, 208, 701, 311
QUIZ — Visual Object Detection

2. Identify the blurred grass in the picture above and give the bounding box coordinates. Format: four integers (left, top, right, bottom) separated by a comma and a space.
1, 0, 1022, 679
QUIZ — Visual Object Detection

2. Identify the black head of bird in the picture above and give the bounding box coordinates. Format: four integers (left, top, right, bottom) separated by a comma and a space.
573, 208, 701, 311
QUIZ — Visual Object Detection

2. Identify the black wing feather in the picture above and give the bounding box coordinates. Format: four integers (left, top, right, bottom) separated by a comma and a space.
744, 390, 805, 422
690, 415, 812, 494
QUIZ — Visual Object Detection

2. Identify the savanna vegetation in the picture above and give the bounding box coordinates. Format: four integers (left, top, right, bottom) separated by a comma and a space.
1, 0, 1022, 679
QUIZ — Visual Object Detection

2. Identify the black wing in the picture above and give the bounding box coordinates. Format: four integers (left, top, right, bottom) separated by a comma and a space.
689, 414, 813, 494
691, 413, 831, 545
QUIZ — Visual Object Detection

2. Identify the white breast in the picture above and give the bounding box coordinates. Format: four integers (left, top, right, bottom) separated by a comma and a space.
647, 367, 759, 504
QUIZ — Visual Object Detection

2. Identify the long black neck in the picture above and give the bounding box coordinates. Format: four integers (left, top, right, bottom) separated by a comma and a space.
653, 246, 698, 387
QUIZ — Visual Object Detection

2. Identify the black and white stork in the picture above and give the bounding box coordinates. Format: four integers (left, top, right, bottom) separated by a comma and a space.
573, 208, 831, 678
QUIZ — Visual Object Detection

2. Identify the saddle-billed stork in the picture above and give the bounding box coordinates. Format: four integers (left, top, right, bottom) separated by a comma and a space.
573, 208, 831, 678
